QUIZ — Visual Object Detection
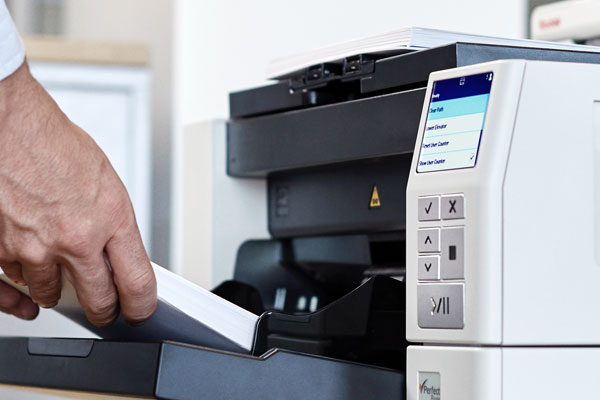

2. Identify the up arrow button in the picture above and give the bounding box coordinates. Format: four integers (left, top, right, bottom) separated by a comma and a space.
418, 228, 440, 253
418, 196, 440, 221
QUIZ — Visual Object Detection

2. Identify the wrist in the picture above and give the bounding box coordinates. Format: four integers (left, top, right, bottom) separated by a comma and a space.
0, 60, 33, 109
0, 60, 61, 136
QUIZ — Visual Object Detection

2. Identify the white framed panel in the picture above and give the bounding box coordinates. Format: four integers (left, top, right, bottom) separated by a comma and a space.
28, 62, 152, 251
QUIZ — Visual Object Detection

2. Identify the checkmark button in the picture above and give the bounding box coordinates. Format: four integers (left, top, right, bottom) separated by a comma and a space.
425, 202, 433, 214
418, 196, 440, 221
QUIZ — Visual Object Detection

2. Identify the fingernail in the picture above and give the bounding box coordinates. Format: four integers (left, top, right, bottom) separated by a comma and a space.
16, 301, 39, 321
32, 299, 57, 308
20, 307, 40, 321
93, 316, 118, 328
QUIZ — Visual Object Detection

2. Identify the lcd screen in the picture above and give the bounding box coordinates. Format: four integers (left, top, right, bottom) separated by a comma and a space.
416, 72, 493, 173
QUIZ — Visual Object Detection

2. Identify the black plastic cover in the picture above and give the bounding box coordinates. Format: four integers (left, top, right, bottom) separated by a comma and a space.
0, 338, 159, 396
227, 43, 600, 178
253, 276, 407, 370
156, 343, 405, 400
268, 155, 411, 238
227, 89, 425, 177
0, 337, 405, 400
230, 42, 600, 118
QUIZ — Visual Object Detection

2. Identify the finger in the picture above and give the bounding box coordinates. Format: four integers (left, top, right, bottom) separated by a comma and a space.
0, 262, 25, 285
105, 222, 156, 325
0, 280, 39, 320
21, 263, 62, 308
64, 253, 119, 327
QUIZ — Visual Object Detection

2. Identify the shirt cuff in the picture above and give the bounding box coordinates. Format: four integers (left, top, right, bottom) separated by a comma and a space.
0, 1, 24, 81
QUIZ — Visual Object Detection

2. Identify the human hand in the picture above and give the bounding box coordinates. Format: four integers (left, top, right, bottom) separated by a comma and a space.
0, 61, 157, 326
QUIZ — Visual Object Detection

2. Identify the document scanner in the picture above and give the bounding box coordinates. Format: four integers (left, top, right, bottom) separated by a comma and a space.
406, 59, 600, 400
3, 43, 600, 399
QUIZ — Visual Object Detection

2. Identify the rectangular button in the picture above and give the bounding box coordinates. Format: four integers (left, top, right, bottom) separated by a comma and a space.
441, 194, 464, 219
418, 196, 440, 221
417, 283, 464, 329
418, 228, 440, 253
440, 227, 464, 279
418, 255, 439, 281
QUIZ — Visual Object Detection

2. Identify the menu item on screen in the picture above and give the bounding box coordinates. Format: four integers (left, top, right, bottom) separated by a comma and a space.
417, 72, 493, 173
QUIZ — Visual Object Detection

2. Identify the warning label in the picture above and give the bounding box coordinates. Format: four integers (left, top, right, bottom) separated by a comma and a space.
369, 185, 381, 208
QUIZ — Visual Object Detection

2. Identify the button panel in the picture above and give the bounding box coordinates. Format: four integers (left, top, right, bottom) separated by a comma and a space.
417, 228, 440, 253
416, 192, 466, 329
418, 196, 440, 221
417, 283, 464, 329
441, 194, 464, 220
418, 255, 439, 281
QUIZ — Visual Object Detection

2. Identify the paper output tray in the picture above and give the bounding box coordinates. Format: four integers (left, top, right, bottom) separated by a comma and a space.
0, 337, 404, 399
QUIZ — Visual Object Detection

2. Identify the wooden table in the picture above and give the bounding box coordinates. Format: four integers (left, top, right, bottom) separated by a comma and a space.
0, 384, 152, 399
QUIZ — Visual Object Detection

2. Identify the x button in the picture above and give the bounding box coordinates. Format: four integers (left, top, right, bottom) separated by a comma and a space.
441, 195, 464, 220
448, 200, 457, 214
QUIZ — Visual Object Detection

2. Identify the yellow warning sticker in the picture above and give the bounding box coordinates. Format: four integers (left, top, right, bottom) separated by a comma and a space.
369, 185, 381, 208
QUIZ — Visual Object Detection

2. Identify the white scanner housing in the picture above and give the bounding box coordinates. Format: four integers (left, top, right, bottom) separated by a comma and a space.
406, 59, 600, 399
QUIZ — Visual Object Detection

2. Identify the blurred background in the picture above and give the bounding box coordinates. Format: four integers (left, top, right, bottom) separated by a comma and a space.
2, 0, 569, 274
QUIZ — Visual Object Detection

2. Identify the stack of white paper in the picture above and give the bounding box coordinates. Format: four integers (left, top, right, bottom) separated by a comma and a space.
0, 263, 259, 353
267, 27, 600, 79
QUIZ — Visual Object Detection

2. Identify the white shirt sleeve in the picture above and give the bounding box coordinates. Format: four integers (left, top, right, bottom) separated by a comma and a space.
0, 0, 24, 81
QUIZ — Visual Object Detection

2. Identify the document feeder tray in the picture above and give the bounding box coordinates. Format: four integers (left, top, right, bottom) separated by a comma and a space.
0, 274, 405, 399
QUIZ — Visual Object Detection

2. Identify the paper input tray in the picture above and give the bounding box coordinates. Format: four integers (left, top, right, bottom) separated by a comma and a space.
0, 337, 404, 399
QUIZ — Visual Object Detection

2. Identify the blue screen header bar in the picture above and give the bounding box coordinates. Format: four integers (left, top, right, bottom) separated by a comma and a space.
431, 72, 493, 102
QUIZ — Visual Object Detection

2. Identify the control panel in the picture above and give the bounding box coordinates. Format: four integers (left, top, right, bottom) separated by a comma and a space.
416, 194, 465, 329
406, 60, 526, 345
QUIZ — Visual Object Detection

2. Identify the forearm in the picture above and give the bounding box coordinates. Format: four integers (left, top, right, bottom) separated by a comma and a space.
0, 61, 44, 126
0, 61, 70, 198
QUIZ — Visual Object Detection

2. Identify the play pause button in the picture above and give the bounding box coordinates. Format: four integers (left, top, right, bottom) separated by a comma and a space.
417, 283, 464, 329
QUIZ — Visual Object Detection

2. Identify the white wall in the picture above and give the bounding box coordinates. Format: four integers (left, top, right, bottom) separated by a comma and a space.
175, 121, 268, 287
